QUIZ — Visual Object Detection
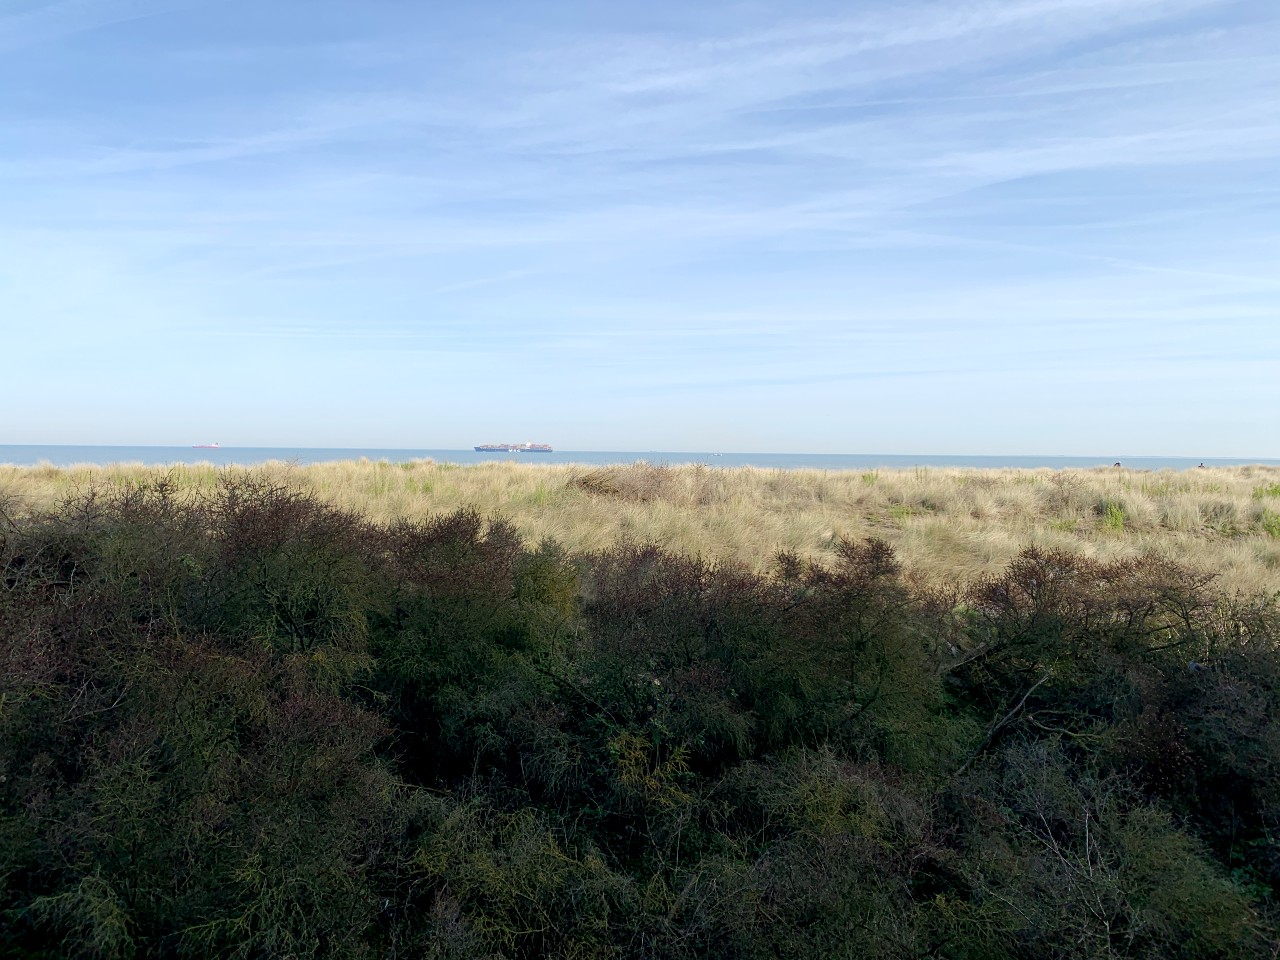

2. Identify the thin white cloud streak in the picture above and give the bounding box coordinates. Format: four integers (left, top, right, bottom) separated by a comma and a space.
0, 0, 189, 50
6, 2, 1273, 287
487, 0, 1240, 133
590, 0, 1224, 95
9, 1, 1269, 170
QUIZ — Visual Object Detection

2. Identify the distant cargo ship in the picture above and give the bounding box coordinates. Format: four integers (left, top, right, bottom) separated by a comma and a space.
192, 442, 221, 449
474, 442, 553, 452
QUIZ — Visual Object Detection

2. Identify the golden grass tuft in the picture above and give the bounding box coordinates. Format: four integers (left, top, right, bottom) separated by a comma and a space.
2, 459, 1279, 594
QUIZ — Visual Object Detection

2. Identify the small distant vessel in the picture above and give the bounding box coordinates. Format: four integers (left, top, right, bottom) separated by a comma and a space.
192, 442, 221, 449
474, 442, 553, 452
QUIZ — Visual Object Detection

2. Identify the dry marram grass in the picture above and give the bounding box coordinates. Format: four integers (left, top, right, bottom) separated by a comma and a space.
3, 459, 1279, 594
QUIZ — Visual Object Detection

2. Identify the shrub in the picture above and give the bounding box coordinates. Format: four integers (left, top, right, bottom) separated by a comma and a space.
1099, 499, 1126, 532
199, 475, 385, 661
3, 479, 1277, 957
946, 744, 1265, 959
569, 463, 674, 503
1262, 510, 1280, 539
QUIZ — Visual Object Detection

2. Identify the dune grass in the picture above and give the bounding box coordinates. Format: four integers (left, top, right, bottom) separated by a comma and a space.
3, 458, 1280, 595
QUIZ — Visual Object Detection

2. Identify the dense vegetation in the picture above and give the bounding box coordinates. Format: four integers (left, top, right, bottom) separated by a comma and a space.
2, 475, 1277, 958
6, 460, 1280, 597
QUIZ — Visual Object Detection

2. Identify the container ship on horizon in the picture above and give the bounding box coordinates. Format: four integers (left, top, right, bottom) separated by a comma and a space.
474, 442, 553, 452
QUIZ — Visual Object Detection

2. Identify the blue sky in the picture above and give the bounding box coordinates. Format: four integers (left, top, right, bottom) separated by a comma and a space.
2, 0, 1277, 454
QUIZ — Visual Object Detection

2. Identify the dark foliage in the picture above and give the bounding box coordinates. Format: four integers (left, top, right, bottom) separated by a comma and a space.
1, 478, 1276, 957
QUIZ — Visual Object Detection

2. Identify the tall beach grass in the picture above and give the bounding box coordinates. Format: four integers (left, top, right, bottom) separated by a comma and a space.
3, 458, 1279, 594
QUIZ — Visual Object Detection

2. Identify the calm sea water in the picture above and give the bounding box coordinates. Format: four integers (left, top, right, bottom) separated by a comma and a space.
2, 446, 1276, 471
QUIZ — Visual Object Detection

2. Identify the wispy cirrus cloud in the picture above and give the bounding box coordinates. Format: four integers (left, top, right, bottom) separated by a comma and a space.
0, 0, 192, 50
2, 0, 1277, 451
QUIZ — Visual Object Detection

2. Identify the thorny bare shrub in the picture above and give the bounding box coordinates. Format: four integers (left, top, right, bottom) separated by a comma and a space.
569, 462, 675, 503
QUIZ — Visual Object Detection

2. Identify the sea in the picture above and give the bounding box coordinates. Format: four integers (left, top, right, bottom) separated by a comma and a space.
2, 446, 1277, 472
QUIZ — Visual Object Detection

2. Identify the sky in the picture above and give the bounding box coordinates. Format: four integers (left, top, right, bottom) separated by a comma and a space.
2, 0, 1278, 455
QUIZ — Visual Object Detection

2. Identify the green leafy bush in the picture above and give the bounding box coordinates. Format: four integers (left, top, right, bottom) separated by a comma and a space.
1099, 498, 1126, 532
1, 478, 1276, 957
